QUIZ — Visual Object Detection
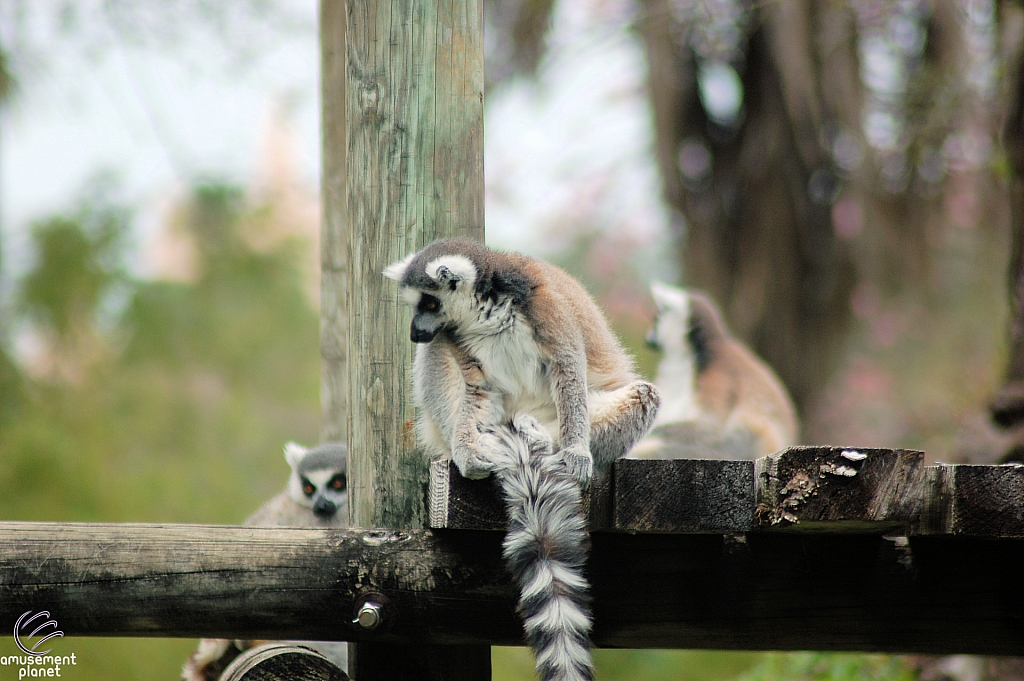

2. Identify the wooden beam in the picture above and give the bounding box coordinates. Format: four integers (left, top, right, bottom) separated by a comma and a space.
4, 521, 1024, 654
0, 523, 517, 644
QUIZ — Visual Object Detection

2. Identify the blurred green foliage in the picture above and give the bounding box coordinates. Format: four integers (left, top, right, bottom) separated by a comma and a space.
0, 181, 320, 680
738, 653, 915, 681
493, 648, 764, 681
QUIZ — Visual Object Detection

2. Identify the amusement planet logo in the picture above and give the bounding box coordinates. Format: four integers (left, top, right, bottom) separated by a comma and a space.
2, 611, 76, 678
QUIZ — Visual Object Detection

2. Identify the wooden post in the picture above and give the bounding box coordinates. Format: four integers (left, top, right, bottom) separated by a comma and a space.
321, 0, 486, 677
320, 0, 348, 445
341, 0, 484, 531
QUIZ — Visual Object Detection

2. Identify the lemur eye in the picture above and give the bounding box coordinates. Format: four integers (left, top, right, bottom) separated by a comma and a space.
330, 474, 347, 490
301, 478, 315, 497
419, 294, 441, 313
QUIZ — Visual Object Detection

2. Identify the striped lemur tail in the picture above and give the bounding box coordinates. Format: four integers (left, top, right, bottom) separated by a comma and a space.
481, 415, 594, 681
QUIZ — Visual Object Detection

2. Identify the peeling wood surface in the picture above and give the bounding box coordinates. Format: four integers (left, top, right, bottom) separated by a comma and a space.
430, 448, 1024, 536
754, 447, 927, 532
5, 522, 1024, 654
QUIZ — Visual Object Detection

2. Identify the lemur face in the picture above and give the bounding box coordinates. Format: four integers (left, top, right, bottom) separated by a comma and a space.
647, 282, 691, 353
296, 468, 347, 517
408, 291, 446, 343
284, 442, 348, 519
384, 251, 480, 344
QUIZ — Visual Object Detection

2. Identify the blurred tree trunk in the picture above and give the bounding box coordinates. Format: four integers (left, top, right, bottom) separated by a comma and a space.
992, 2, 1024, 435
484, 0, 556, 89
636, 0, 859, 419
916, 4, 1024, 681
856, 0, 969, 296
637, 0, 977, 427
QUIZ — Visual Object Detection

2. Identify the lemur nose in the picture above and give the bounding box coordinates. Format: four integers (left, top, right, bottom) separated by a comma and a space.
313, 498, 338, 517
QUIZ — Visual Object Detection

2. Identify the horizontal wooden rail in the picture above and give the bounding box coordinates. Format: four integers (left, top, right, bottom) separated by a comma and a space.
2, 522, 1024, 653
3, 450, 1024, 654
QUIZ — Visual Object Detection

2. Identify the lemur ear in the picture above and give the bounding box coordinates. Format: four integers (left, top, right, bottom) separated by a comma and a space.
383, 252, 417, 282
426, 255, 477, 290
650, 281, 687, 312
435, 265, 462, 290
284, 442, 307, 470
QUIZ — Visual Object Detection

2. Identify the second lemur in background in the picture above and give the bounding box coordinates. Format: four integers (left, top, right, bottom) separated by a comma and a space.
182, 442, 348, 681
247, 441, 348, 527
630, 283, 798, 460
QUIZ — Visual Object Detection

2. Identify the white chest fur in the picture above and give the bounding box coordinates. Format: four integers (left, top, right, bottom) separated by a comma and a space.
462, 316, 556, 424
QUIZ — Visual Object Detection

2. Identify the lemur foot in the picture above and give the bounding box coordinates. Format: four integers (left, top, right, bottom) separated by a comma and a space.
510, 415, 555, 456
558, 444, 593, 489
453, 442, 499, 479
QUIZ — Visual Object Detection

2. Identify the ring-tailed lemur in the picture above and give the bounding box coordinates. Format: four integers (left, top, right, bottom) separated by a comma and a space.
385, 238, 660, 681
182, 442, 348, 681
630, 283, 798, 460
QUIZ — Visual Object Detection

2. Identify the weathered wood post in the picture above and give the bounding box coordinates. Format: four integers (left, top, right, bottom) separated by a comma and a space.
320, 0, 486, 678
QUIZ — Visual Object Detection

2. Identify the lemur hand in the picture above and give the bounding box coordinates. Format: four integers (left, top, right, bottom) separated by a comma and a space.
557, 443, 593, 489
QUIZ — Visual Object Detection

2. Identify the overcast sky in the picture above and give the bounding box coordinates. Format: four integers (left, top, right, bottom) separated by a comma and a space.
1, 0, 668, 277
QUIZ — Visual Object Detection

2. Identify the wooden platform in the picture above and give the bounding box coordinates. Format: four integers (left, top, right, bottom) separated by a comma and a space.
3, 448, 1024, 654
430, 446, 1024, 536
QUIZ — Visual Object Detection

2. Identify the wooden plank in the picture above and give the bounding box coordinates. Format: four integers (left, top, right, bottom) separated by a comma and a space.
6, 522, 1024, 654
614, 458, 754, 533
432, 450, 929, 534
429, 450, 1024, 538
428, 459, 597, 530
755, 447, 927, 531
919, 463, 1024, 537
429, 459, 506, 530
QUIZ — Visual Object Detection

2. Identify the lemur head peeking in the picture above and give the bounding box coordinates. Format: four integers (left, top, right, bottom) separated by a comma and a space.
383, 238, 535, 344
284, 441, 348, 519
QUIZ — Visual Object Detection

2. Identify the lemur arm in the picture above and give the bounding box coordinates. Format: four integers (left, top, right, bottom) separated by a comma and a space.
416, 337, 502, 479
549, 341, 594, 487
587, 380, 661, 469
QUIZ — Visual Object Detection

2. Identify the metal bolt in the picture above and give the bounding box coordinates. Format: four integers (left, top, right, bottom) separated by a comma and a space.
354, 601, 384, 630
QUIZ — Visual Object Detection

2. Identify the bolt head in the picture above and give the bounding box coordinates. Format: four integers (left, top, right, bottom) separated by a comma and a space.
355, 601, 384, 630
